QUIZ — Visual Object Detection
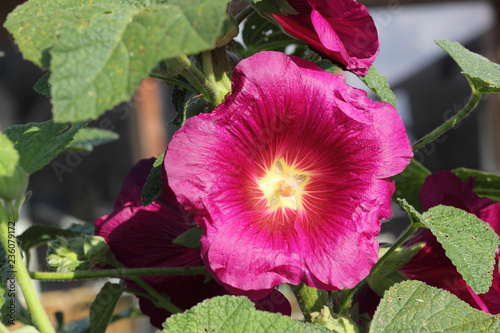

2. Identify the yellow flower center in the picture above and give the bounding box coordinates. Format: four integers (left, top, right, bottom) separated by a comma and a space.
258, 159, 310, 210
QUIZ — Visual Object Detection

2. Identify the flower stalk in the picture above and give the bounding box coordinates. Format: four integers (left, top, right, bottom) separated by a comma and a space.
29, 266, 208, 281
0, 202, 55, 333
412, 91, 483, 152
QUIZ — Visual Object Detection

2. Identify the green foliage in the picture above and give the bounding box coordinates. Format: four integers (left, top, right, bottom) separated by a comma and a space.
33, 72, 50, 97
423, 205, 500, 294
0, 133, 19, 177
393, 159, 431, 212
367, 243, 424, 297
3, 121, 85, 174
18, 224, 94, 253
453, 167, 500, 201
5, 0, 232, 123
370, 280, 500, 332
436, 40, 500, 94
161, 295, 332, 332
357, 65, 396, 107
46, 235, 113, 272
141, 153, 165, 206
64, 128, 119, 153
252, 0, 299, 15
172, 227, 202, 249
236, 11, 308, 58
398, 200, 500, 295
88, 282, 124, 333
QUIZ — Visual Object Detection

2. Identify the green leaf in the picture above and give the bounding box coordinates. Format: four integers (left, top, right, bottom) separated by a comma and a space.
141, 153, 164, 206
436, 40, 500, 93
357, 65, 396, 107
367, 242, 425, 297
370, 280, 500, 332
0, 133, 19, 177
64, 128, 119, 153
89, 282, 124, 333
5, 0, 231, 123
3, 120, 86, 174
252, 0, 299, 15
396, 198, 425, 227
422, 205, 500, 294
172, 227, 202, 249
238, 11, 308, 58
33, 72, 50, 97
18, 224, 93, 253
452, 167, 500, 201
393, 159, 431, 212
161, 295, 332, 332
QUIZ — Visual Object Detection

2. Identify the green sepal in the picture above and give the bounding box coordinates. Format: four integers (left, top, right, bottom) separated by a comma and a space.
172, 227, 202, 250
141, 153, 165, 207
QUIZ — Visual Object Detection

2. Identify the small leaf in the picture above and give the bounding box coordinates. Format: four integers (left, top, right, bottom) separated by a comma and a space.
172, 227, 202, 249
0, 132, 19, 177
396, 198, 425, 227
33, 72, 50, 97
422, 205, 500, 294
64, 128, 119, 153
161, 295, 331, 332
89, 282, 124, 333
452, 167, 500, 201
370, 280, 500, 332
18, 224, 94, 252
436, 40, 500, 93
393, 159, 431, 212
142, 153, 165, 206
357, 65, 396, 107
3, 120, 86, 174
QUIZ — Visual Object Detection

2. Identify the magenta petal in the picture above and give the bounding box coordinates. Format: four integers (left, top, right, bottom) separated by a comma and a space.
273, 0, 379, 75
165, 52, 412, 296
95, 159, 226, 328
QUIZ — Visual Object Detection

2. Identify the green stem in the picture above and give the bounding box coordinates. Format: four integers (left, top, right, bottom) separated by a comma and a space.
0, 204, 55, 333
149, 74, 198, 95
175, 55, 223, 106
338, 224, 420, 315
203, 51, 217, 86
30, 266, 208, 281
235, 5, 254, 24
370, 224, 419, 278
412, 91, 482, 152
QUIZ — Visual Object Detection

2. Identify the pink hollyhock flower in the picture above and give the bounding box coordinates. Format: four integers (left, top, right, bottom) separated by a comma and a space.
164, 51, 413, 298
401, 170, 500, 314
272, 0, 379, 75
95, 158, 290, 327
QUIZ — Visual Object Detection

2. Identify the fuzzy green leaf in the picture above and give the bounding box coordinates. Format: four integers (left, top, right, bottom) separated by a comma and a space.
141, 153, 164, 206
357, 65, 396, 107
89, 282, 124, 333
65, 128, 119, 152
0, 133, 19, 177
5, 0, 231, 123
436, 40, 500, 93
33, 72, 50, 97
370, 281, 500, 332
161, 295, 332, 332
452, 167, 500, 202
422, 205, 500, 294
3, 120, 85, 174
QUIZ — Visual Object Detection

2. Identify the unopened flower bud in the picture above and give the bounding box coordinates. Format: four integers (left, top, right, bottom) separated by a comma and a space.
0, 165, 29, 201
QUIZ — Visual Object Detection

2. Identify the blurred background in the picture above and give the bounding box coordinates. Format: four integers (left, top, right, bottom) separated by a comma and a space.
1, 0, 499, 331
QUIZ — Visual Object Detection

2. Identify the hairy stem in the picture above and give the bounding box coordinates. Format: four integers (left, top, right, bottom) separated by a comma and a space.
30, 266, 208, 281
0, 203, 55, 333
412, 91, 482, 152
